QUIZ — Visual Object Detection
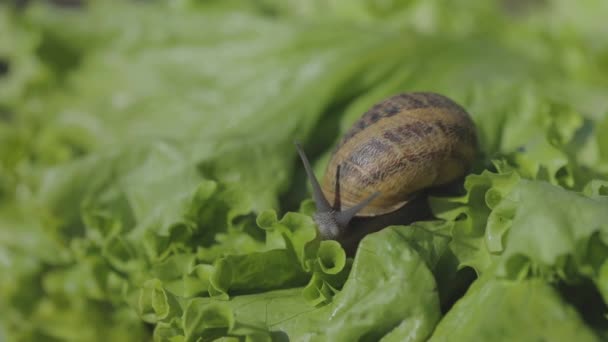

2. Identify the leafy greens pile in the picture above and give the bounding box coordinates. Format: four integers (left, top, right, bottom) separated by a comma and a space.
1, 0, 608, 341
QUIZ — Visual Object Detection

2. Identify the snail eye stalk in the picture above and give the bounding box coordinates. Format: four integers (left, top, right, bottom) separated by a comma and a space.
294, 142, 331, 213
333, 165, 341, 211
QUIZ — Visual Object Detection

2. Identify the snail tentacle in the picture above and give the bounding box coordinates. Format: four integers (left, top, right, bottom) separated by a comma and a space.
333, 165, 341, 210
335, 191, 380, 228
294, 141, 331, 213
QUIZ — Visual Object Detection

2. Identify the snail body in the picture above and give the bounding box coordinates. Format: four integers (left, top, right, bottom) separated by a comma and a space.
296, 92, 478, 242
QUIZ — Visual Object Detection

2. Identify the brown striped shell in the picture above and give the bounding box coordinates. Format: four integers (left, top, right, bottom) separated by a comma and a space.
321, 92, 478, 217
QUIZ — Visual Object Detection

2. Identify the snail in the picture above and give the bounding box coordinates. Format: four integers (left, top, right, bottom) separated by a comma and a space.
296, 92, 478, 248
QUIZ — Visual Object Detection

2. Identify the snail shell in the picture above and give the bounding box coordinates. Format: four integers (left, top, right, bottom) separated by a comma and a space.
323, 92, 477, 216
296, 92, 478, 241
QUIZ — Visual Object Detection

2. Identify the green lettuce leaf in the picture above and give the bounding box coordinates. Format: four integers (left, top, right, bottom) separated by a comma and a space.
171, 225, 444, 341
431, 169, 608, 280
495, 179, 608, 281
430, 275, 600, 342
430, 170, 521, 273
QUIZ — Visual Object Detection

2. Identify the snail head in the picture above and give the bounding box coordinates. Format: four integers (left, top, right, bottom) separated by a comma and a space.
294, 142, 380, 240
